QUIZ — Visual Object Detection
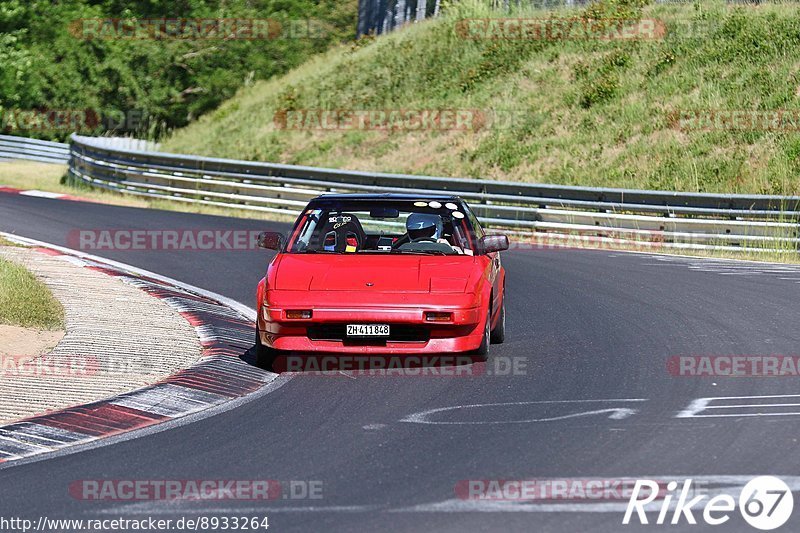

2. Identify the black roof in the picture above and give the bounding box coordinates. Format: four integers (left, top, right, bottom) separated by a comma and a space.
313, 193, 463, 201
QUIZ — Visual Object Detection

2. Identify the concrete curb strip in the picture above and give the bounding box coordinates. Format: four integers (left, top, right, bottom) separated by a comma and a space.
0, 239, 275, 463
0, 246, 203, 423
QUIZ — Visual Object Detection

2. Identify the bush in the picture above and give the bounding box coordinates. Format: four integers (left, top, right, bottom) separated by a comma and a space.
0, 0, 356, 141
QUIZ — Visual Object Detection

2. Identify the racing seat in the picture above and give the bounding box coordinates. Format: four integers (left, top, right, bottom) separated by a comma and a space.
318, 213, 367, 252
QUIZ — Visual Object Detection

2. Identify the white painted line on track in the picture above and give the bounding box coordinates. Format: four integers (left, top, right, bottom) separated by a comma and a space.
676, 394, 800, 419
401, 399, 647, 425
683, 413, 800, 418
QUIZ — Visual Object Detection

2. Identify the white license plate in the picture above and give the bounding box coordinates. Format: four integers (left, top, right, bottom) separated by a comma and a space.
346, 324, 390, 337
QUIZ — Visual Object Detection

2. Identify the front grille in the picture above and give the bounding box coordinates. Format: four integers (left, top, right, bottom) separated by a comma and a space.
307, 324, 430, 343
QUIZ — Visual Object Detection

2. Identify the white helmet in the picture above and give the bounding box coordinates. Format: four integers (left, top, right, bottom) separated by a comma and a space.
406, 213, 443, 241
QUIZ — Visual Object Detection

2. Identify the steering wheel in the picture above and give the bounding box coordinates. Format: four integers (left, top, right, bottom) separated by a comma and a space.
391, 234, 409, 249
410, 237, 438, 243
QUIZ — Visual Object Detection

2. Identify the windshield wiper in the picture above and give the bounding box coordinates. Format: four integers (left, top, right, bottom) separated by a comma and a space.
389, 249, 449, 256
293, 250, 340, 254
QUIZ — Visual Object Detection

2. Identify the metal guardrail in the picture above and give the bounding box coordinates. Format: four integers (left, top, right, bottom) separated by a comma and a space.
67, 133, 800, 253
0, 135, 70, 164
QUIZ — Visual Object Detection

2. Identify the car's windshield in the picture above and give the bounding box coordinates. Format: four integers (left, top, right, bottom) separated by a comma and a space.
286, 199, 478, 255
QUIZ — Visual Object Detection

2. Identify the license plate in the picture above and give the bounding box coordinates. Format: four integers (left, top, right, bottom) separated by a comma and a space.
346, 324, 390, 337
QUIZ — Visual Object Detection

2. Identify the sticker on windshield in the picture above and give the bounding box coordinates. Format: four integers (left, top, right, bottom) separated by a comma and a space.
445, 202, 458, 210
329, 215, 352, 224
452, 211, 465, 219
428, 201, 442, 208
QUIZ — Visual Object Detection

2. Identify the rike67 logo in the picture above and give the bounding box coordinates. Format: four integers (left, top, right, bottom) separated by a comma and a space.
623, 477, 793, 530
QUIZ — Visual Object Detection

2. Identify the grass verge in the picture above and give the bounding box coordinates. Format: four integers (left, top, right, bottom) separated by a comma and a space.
0, 256, 65, 330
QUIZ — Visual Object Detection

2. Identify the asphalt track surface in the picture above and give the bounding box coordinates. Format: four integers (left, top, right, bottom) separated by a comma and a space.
2, 192, 800, 532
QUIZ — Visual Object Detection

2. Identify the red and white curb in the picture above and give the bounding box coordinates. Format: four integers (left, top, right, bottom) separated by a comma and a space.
0, 185, 92, 203
0, 233, 277, 464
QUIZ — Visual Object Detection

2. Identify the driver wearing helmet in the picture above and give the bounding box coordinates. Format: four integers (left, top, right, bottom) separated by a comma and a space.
400, 213, 466, 254
406, 213, 444, 242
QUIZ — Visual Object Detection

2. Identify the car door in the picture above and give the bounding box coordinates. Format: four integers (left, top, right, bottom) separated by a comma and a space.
464, 204, 502, 314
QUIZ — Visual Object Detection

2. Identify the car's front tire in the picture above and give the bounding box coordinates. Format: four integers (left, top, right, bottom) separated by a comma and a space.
255, 325, 276, 367
472, 304, 492, 361
490, 294, 505, 344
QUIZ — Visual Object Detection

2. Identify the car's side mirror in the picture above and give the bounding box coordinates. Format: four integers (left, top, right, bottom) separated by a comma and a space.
481, 234, 509, 253
258, 231, 285, 251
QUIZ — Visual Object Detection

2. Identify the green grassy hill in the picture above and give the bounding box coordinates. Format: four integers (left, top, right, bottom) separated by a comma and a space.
165, 0, 800, 195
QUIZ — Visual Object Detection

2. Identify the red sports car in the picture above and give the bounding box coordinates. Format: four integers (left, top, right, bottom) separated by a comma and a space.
255, 193, 508, 363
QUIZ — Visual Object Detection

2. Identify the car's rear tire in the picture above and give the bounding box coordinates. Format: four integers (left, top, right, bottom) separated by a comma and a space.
255, 325, 276, 367
490, 294, 505, 344
472, 305, 492, 362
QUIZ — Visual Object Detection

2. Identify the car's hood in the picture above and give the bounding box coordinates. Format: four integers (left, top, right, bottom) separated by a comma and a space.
273, 254, 477, 293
